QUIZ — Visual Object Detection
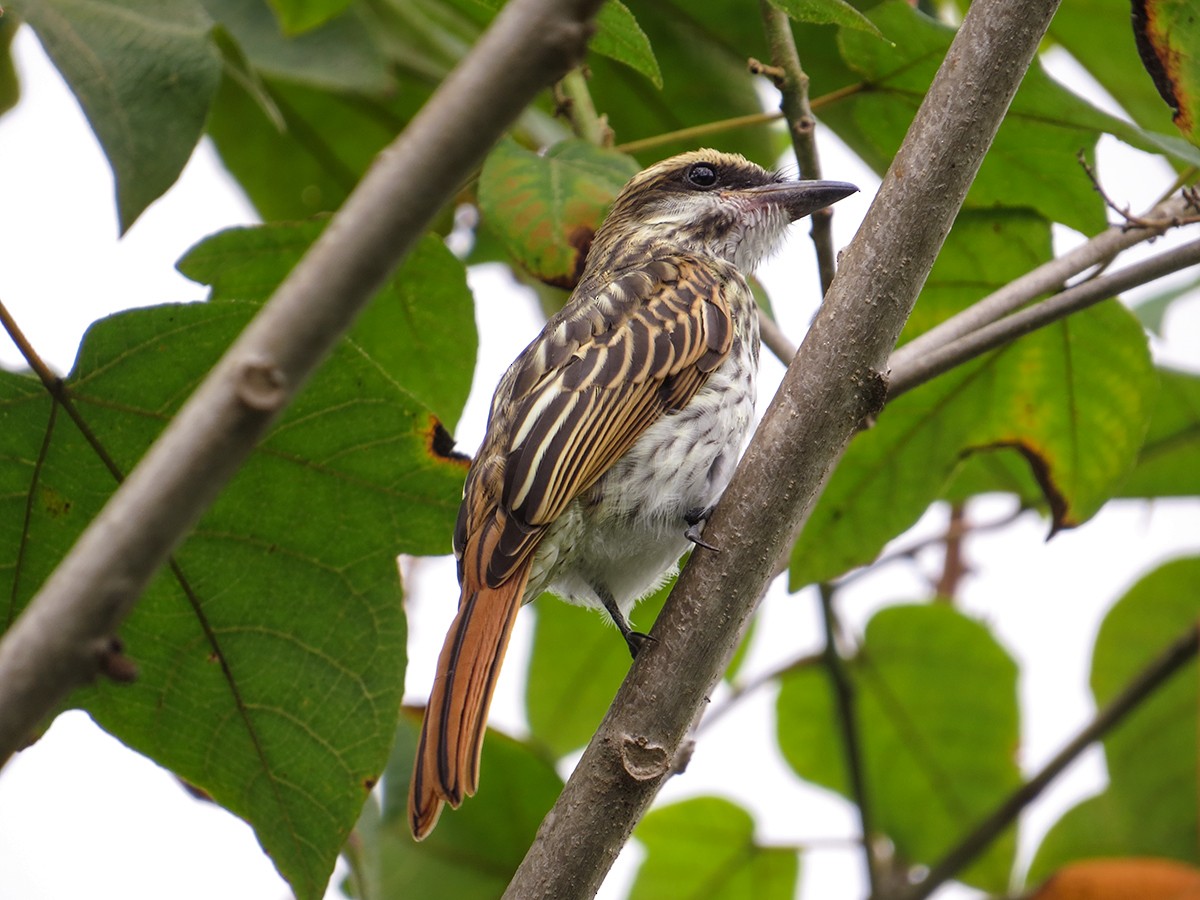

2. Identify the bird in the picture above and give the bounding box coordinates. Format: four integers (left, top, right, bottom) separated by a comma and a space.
409, 148, 857, 839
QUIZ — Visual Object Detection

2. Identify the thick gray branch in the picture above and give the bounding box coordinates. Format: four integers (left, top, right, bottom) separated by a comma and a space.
503, 0, 1062, 896
889, 235, 1200, 397
889, 194, 1194, 374
0, 0, 605, 763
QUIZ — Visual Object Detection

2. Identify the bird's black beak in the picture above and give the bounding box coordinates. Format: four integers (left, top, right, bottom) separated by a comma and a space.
746, 179, 859, 221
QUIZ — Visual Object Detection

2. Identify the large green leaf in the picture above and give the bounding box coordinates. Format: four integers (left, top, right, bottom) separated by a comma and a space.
769, 0, 883, 38
0, 289, 468, 896
525, 579, 669, 758
202, 0, 391, 92
631, 797, 799, 900
590, 0, 782, 165
0, 14, 19, 117
206, 71, 428, 221
344, 711, 562, 899
777, 604, 1021, 891
1119, 367, 1200, 498
1050, 0, 1179, 136
1026, 557, 1200, 884
792, 210, 1155, 586
824, 2, 1200, 234
592, 0, 662, 88
21, 0, 222, 231
1131, 0, 1200, 145
265, 0, 354, 35
176, 221, 477, 431
478, 137, 640, 289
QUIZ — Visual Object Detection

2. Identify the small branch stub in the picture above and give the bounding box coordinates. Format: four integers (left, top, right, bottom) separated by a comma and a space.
95, 636, 139, 684
619, 735, 670, 781
235, 359, 288, 412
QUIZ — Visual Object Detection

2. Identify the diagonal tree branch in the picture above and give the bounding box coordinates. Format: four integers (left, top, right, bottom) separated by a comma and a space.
888, 235, 1200, 398
502, 0, 1063, 896
898, 621, 1200, 900
0, 0, 606, 765
889, 193, 1197, 375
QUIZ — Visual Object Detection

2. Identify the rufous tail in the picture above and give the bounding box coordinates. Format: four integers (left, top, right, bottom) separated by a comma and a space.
408, 561, 531, 840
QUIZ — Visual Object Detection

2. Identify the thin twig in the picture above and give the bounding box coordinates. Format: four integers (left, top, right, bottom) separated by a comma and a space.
0, 300, 125, 482
888, 237, 1200, 399
1078, 150, 1200, 229
819, 584, 878, 895
757, 0, 839, 295
889, 193, 1197, 375
934, 501, 968, 602
698, 650, 822, 733
898, 622, 1200, 900
613, 110, 783, 156
758, 308, 799, 364
558, 67, 610, 146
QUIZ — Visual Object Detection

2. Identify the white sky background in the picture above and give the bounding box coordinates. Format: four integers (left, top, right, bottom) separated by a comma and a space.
1, 25, 1199, 900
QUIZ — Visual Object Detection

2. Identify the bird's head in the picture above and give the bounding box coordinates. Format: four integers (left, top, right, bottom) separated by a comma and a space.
590, 149, 858, 274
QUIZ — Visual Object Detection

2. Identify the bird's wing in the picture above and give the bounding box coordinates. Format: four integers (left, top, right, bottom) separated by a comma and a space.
472, 255, 736, 588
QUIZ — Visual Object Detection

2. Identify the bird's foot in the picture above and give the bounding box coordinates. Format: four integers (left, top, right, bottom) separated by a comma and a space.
684, 506, 719, 552
625, 630, 657, 659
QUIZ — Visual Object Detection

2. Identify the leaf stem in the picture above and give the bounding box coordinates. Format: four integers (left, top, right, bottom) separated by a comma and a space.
818, 584, 879, 895
614, 110, 783, 155
757, 0, 839, 295
558, 68, 609, 146
898, 621, 1200, 900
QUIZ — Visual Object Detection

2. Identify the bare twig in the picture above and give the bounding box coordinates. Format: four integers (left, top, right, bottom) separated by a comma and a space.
558, 68, 611, 146
613, 110, 783, 156
757, 0, 839, 295
504, 0, 1062, 895
758, 308, 799, 364
0, 0, 606, 765
889, 193, 1197, 375
698, 650, 822, 733
934, 501, 969, 602
1078, 150, 1200, 229
888, 237, 1200, 399
899, 622, 1200, 900
819, 584, 878, 894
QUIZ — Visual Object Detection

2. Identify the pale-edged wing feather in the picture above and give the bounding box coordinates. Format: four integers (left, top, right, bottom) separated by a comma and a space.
467, 255, 735, 589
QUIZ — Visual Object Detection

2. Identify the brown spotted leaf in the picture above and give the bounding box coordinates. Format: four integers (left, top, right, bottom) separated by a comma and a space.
1133, 0, 1200, 144
478, 138, 640, 289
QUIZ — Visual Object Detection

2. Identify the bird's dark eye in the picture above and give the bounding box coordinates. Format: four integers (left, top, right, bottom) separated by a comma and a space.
686, 163, 719, 188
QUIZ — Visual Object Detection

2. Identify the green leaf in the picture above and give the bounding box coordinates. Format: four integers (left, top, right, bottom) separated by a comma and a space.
777, 604, 1021, 891
526, 578, 670, 757
1132, 275, 1200, 335
1119, 367, 1200, 498
828, 2, 1200, 234
593, 0, 662, 88
201, 0, 391, 92
265, 0, 353, 35
176, 221, 477, 430
478, 137, 641, 289
632, 797, 799, 900
1132, 0, 1200, 145
0, 294, 467, 897
769, 0, 884, 39
0, 14, 19, 117
1026, 557, 1200, 884
349, 712, 562, 899
206, 72, 425, 220
22, 0, 221, 231
588, 0, 781, 166
1051, 0, 1179, 135
790, 210, 1156, 586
